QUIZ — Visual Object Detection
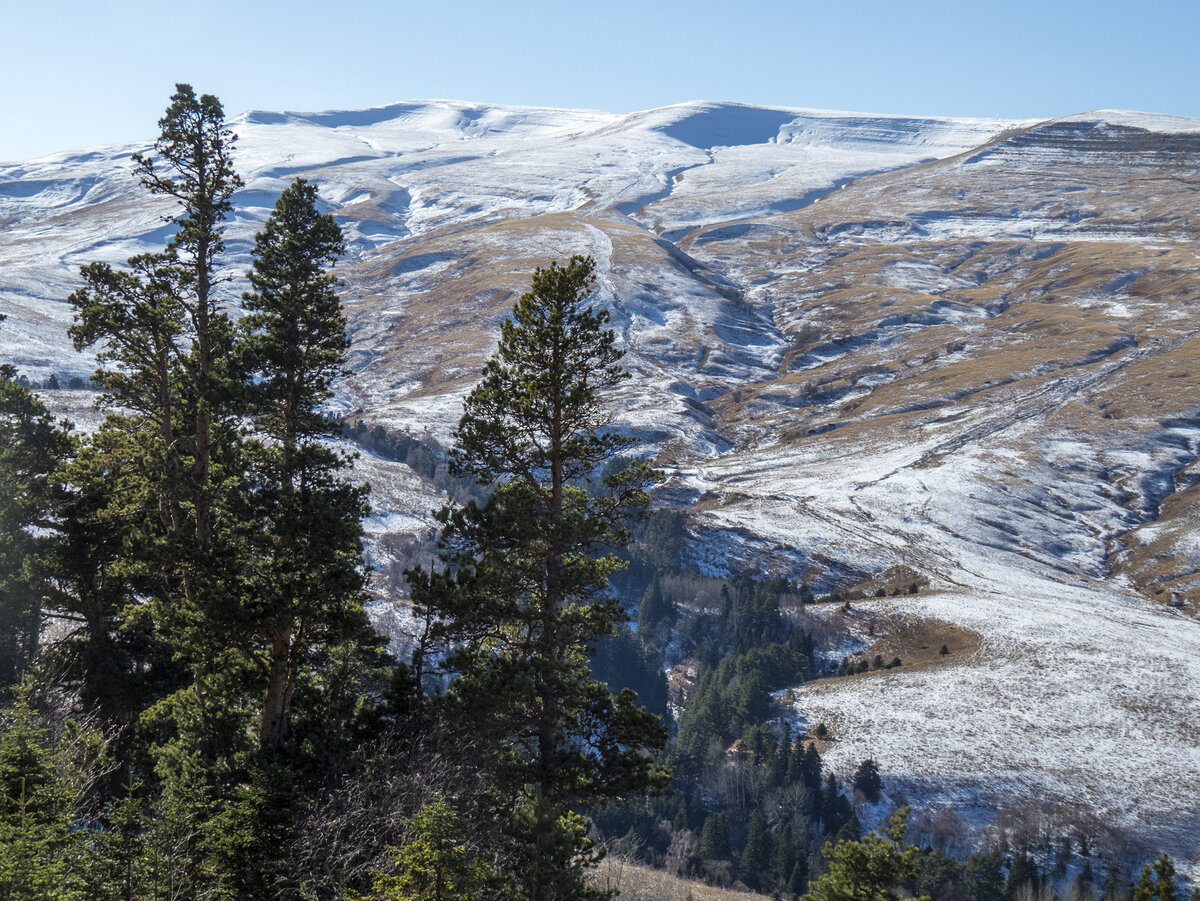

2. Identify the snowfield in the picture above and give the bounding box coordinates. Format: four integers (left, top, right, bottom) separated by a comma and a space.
3, 98, 1200, 873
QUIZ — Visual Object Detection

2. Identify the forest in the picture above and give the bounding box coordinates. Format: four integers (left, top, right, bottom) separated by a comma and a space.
0, 85, 1195, 901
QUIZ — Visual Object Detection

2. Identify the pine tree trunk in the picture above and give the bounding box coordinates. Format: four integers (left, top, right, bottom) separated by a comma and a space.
260, 628, 293, 751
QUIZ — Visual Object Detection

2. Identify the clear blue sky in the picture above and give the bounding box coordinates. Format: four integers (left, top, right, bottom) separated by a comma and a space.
3, 0, 1198, 162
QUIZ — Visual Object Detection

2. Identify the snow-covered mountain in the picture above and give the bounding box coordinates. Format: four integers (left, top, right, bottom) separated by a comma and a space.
3, 99, 1200, 871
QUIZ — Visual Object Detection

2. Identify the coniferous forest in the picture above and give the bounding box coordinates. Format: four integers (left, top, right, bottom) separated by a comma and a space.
0, 86, 1195, 901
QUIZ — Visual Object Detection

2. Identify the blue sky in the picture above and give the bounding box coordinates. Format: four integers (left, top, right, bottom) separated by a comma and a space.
3, 0, 1198, 162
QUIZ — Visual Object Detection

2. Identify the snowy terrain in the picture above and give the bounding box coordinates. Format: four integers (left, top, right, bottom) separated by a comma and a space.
3, 99, 1200, 873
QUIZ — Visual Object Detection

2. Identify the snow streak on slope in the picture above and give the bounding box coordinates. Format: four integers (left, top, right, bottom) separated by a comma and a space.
0, 100, 1027, 382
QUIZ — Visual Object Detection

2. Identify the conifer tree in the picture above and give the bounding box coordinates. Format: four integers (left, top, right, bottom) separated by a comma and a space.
131, 83, 243, 550
364, 798, 496, 901
239, 176, 375, 753
699, 813, 732, 862
0, 687, 77, 898
741, 808, 774, 890
853, 758, 882, 803
409, 256, 669, 899
1132, 854, 1178, 901
803, 808, 928, 901
636, 577, 672, 635
69, 83, 245, 677
0, 351, 70, 686
66, 86, 381, 897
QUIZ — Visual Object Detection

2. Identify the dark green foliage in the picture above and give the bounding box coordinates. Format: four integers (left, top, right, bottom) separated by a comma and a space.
636, 577, 674, 635
853, 758, 882, 803
81, 775, 150, 900
0, 688, 75, 897
803, 808, 928, 901
673, 627, 814, 765
914, 848, 964, 901
50, 86, 385, 897
590, 627, 669, 721
239, 177, 378, 753
1132, 854, 1178, 901
627, 508, 690, 573
0, 365, 70, 686
789, 741, 823, 793
409, 256, 669, 899
67, 83, 246, 702
699, 813, 732, 861
821, 775, 854, 839
963, 852, 1005, 901
1006, 852, 1040, 897
741, 808, 774, 890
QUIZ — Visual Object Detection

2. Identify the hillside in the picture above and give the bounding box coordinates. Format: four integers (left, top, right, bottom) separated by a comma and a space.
2, 99, 1199, 872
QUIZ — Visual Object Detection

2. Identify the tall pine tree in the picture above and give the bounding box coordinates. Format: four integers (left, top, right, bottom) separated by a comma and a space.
409, 255, 669, 899
238, 177, 376, 753
68, 83, 246, 687
0, 369, 68, 688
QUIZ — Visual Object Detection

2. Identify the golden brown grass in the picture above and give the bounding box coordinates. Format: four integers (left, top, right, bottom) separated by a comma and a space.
591, 856, 773, 901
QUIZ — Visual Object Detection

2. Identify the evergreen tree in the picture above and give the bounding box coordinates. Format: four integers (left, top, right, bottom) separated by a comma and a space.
803, 808, 929, 901
362, 798, 496, 901
636, 577, 672, 635
1132, 854, 1178, 901
699, 813, 733, 862
741, 808, 774, 890
917, 848, 964, 901
68, 83, 246, 695
853, 758, 883, 803
769, 722, 791, 788
81, 775, 152, 901
65, 86, 381, 899
822, 774, 853, 837
131, 83, 243, 553
774, 824, 801, 890
409, 256, 669, 899
239, 176, 376, 753
0, 687, 77, 898
964, 853, 1006, 901
0, 354, 70, 686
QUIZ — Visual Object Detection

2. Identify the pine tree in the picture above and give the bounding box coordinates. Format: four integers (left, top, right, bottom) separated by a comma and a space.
239, 176, 376, 753
0, 687, 77, 899
774, 824, 799, 890
1132, 854, 1178, 901
636, 577, 672, 635
803, 808, 929, 901
409, 256, 669, 899
852, 758, 882, 803
698, 813, 732, 862
68, 83, 246, 683
0, 353, 70, 686
65, 87, 382, 898
741, 808, 774, 890
363, 798, 496, 901
964, 852, 1006, 901
131, 83, 243, 551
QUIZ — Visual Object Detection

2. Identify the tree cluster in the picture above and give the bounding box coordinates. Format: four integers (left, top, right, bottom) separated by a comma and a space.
0, 88, 669, 900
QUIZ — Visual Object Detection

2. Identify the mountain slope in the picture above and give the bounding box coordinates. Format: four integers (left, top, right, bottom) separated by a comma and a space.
2, 100, 1199, 871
